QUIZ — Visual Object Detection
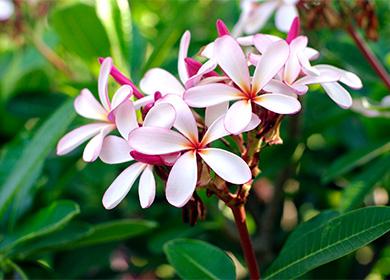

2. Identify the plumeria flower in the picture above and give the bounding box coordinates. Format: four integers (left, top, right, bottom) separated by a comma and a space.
100, 101, 177, 209
129, 96, 258, 207
0, 0, 14, 21
184, 35, 301, 134
351, 95, 390, 118
232, 0, 299, 36
57, 58, 133, 162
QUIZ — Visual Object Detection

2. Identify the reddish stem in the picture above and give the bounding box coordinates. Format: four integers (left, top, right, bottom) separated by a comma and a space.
347, 24, 390, 91
230, 204, 260, 279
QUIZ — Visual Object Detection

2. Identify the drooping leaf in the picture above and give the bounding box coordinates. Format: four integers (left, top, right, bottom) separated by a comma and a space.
164, 238, 236, 280
264, 207, 390, 279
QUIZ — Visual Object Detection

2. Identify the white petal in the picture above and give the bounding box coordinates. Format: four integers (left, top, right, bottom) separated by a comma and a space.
315, 65, 363, 89
157, 95, 199, 142
74, 89, 108, 121
143, 103, 176, 128
178, 31, 191, 84
321, 82, 352, 109
294, 68, 341, 86
200, 42, 214, 59
133, 95, 155, 110
111, 85, 133, 111
224, 100, 253, 135
100, 135, 133, 164
252, 40, 289, 93
202, 115, 230, 145
185, 59, 217, 88
253, 34, 282, 54
98, 57, 112, 111
275, 4, 298, 32
166, 151, 197, 207
129, 127, 191, 155
205, 102, 229, 127
214, 35, 251, 92
243, 113, 261, 132
138, 165, 156, 208
114, 100, 139, 140
0, 0, 14, 21
303, 47, 320, 60
198, 148, 251, 184
102, 162, 146, 210
83, 127, 112, 162
243, 1, 278, 34
57, 123, 113, 156
236, 35, 254, 46
140, 68, 184, 96
254, 93, 301, 114
263, 79, 300, 96
184, 83, 242, 108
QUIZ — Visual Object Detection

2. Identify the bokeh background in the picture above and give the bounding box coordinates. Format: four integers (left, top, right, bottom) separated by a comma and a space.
0, 0, 389, 279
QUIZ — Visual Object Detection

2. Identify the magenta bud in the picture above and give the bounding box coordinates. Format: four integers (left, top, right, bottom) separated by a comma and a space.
286, 17, 301, 44
216, 19, 230, 37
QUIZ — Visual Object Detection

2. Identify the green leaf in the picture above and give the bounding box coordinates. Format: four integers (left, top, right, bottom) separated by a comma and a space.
322, 142, 390, 183
50, 3, 110, 63
0, 99, 76, 217
164, 239, 236, 280
0, 200, 80, 253
340, 156, 390, 212
67, 219, 157, 249
264, 207, 390, 279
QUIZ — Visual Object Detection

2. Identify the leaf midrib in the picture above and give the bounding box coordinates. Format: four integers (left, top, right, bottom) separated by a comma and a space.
180, 251, 219, 280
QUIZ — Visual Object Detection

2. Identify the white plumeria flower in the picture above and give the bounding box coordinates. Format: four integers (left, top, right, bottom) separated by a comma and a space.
129, 95, 257, 207
232, 0, 299, 36
100, 101, 177, 209
0, 0, 14, 21
351, 95, 390, 118
184, 35, 301, 134
56, 58, 132, 162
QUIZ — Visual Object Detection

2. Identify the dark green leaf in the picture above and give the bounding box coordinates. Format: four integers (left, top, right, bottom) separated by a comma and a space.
164, 238, 236, 280
264, 207, 390, 279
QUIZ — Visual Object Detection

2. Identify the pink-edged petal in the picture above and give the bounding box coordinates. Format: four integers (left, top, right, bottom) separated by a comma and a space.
321, 82, 352, 109
143, 103, 176, 128
140, 68, 184, 96
185, 59, 217, 88
133, 95, 155, 110
114, 100, 139, 140
184, 83, 242, 108
157, 94, 199, 142
57, 123, 113, 156
275, 4, 298, 32
161, 152, 181, 166
303, 47, 320, 60
252, 40, 289, 93
111, 85, 133, 111
102, 162, 146, 210
100, 135, 133, 164
83, 126, 112, 162
224, 100, 252, 135
74, 89, 108, 121
243, 1, 278, 34
214, 35, 251, 92
205, 102, 229, 127
263, 79, 300, 96
198, 148, 251, 184
178, 31, 191, 84
315, 65, 363, 89
254, 93, 301, 114
198, 76, 230, 86
166, 151, 197, 207
98, 57, 112, 111
253, 34, 282, 54
138, 165, 156, 208
129, 127, 191, 155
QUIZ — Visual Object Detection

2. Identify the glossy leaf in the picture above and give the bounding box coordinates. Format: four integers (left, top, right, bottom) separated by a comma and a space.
264, 207, 390, 279
164, 239, 236, 280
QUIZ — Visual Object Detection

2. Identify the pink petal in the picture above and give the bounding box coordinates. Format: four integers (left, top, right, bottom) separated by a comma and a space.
286, 17, 300, 44
216, 19, 230, 36
161, 152, 181, 166
100, 135, 133, 164
275, 4, 298, 32
178, 31, 191, 84
110, 85, 133, 111
138, 165, 156, 209
252, 40, 289, 93
57, 123, 113, 156
294, 68, 341, 86
185, 59, 217, 88
284, 36, 308, 84
254, 93, 301, 114
140, 68, 184, 96
133, 95, 155, 110
198, 148, 251, 184
253, 34, 282, 54
166, 151, 197, 207
143, 103, 176, 128
98, 57, 112, 111
236, 35, 254, 46
303, 47, 320, 60
263, 79, 301, 96
205, 102, 229, 127
214, 35, 251, 92
130, 151, 165, 165
224, 100, 252, 134
102, 162, 146, 210
185, 57, 202, 77
315, 65, 362, 89
297, 52, 319, 76
74, 89, 108, 121
322, 82, 352, 109
128, 127, 191, 155
184, 83, 242, 108
83, 127, 112, 162
157, 95, 199, 142
114, 100, 139, 140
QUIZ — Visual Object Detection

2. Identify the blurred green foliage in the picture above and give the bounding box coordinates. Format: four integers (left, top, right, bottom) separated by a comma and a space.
0, 0, 389, 279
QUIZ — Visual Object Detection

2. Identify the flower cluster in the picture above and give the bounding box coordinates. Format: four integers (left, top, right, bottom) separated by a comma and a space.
57, 18, 362, 210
